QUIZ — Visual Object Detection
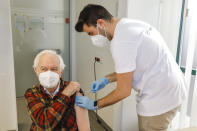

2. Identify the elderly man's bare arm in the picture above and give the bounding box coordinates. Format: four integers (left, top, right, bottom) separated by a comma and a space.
75, 92, 91, 131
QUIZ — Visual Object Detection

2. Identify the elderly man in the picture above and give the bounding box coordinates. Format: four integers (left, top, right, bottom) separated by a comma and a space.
24, 50, 90, 131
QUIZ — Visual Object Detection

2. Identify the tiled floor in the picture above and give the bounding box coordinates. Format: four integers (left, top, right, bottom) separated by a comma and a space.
16, 97, 107, 131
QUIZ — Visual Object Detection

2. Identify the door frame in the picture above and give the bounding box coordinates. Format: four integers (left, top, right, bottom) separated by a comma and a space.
69, 0, 77, 81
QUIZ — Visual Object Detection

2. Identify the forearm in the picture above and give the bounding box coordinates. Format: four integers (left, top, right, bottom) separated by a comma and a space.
105, 72, 117, 83
97, 87, 131, 108
75, 106, 90, 131
75, 92, 90, 131
98, 72, 133, 108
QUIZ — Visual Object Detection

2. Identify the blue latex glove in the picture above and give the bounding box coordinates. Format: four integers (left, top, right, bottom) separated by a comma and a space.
91, 77, 109, 93
75, 96, 95, 110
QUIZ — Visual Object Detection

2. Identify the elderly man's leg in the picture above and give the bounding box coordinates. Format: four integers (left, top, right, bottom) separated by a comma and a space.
138, 107, 179, 131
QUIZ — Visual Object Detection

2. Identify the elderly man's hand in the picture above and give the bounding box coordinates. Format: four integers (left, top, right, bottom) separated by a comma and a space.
62, 82, 80, 97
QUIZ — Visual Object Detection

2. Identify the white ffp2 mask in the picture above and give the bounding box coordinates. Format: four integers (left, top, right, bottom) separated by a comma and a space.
39, 71, 60, 88
90, 25, 109, 47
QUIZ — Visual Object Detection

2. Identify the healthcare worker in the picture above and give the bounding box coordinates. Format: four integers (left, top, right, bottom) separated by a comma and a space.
75, 4, 186, 131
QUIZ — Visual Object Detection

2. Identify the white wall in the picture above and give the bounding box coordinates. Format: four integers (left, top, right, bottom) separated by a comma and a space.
0, 0, 18, 130
126, 0, 182, 58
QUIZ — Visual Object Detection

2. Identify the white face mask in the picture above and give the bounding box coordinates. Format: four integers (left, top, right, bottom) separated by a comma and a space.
39, 71, 60, 88
91, 25, 109, 47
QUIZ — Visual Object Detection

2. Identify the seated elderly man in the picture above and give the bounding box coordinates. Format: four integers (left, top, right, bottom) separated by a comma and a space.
24, 50, 90, 131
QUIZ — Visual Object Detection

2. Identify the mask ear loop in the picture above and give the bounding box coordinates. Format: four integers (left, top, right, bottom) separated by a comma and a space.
96, 24, 100, 35
104, 26, 108, 38
97, 23, 108, 38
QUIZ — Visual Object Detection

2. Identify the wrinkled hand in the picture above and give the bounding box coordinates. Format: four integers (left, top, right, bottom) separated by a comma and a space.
62, 82, 80, 97
91, 77, 109, 93
75, 96, 95, 110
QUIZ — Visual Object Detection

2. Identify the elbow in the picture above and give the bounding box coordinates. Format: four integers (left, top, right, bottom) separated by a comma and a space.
117, 88, 131, 100
123, 91, 131, 99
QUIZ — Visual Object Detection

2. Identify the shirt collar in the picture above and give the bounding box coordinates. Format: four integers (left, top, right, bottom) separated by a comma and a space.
44, 82, 60, 98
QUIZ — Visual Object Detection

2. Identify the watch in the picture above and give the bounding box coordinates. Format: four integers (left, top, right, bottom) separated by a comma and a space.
94, 100, 99, 110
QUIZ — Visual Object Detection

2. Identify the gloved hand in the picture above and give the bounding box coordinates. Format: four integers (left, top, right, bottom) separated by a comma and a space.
91, 77, 109, 93
75, 96, 95, 110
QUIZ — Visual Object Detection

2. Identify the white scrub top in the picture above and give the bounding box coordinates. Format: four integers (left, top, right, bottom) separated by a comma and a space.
110, 18, 187, 116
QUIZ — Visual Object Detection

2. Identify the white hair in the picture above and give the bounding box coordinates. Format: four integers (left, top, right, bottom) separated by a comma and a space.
33, 50, 66, 71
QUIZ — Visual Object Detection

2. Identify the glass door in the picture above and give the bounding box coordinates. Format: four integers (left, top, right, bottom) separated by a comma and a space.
10, 0, 70, 97
175, 0, 197, 129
